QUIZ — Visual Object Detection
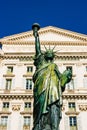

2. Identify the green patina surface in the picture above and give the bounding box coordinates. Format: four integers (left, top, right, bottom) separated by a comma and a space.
32, 23, 72, 129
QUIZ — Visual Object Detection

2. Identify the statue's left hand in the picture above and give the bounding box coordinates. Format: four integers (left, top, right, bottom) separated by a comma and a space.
61, 69, 72, 87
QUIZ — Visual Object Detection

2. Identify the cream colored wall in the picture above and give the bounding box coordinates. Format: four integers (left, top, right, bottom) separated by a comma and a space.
0, 57, 87, 130
0, 28, 87, 130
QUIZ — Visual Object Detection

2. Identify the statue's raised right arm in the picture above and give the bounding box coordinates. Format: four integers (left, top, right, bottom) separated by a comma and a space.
32, 23, 41, 57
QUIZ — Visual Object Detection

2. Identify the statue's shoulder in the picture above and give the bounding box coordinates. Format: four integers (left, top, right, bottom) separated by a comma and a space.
48, 62, 58, 70
34, 53, 45, 68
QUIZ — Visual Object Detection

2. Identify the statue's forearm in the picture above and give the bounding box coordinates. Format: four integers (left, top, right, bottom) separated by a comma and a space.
32, 23, 41, 56
35, 35, 41, 56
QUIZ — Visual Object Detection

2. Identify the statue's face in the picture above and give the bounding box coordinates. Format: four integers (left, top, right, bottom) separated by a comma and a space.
44, 50, 54, 61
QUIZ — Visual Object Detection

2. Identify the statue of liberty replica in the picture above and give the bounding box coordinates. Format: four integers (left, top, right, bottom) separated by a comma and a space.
32, 23, 72, 130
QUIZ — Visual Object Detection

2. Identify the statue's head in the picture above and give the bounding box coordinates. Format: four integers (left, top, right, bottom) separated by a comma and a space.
44, 46, 55, 61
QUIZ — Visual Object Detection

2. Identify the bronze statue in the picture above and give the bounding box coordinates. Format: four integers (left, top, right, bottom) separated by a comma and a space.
32, 23, 72, 130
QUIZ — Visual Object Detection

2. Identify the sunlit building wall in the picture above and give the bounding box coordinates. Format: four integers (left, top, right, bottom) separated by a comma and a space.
0, 26, 87, 130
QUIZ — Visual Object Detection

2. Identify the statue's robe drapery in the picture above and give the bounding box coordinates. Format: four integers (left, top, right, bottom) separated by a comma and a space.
33, 54, 71, 127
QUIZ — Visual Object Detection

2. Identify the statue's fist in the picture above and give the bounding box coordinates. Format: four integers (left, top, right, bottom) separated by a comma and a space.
33, 31, 39, 38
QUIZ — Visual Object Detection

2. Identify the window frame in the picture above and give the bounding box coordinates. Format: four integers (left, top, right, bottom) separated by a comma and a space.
7, 66, 13, 74
25, 102, 31, 108
3, 102, 9, 108
5, 79, 12, 90
27, 66, 33, 73
69, 116, 77, 126
1, 116, 8, 126
26, 79, 32, 90
23, 116, 31, 126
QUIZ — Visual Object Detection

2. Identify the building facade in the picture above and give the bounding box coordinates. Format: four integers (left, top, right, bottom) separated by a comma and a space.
0, 26, 87, 130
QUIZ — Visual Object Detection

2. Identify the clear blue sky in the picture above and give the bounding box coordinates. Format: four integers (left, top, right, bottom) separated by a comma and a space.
0, 0, 87, 38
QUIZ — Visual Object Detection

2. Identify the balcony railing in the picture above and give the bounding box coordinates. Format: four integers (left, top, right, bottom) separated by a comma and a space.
2, 108, 9, 112
69, 108, 76, 112
23, 125, 30, 130
0, 125, 7, 130
70, 126, 77, 130
23, 72, 33, 77
24, 108, 31, 112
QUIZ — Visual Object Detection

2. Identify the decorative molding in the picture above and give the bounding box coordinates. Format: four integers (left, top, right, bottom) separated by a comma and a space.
1, 41, 87, 46
63, 94, 87, 100
79, 105, 87, 111
57, 63, 63, 66
3, 74, 15, 77
0, 94, 33, 100
72, 74, 76, 77
23, 73, 33, 77
1, 53, 87, 60
0, 111, 11, 115
84, 74, 87, 77
76, 63, 82, 66
62, 105, 65, 111
12, 105, 21, 111
63, 63, 74, 65
23, 125, 30, 129
65, 111, 79, 115
20, 111, 33, 115
2, 55, 33, 61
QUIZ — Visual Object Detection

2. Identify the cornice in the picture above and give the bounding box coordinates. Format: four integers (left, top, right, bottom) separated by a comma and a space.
1, 41, 87, 46
63, 93, 87, 100
1, 52, 87, 60
39, 26, 87, 42
0, 26, 87, 42
0, 54, 33, 60
0, 92, 87, 100
0, 94, 33, 100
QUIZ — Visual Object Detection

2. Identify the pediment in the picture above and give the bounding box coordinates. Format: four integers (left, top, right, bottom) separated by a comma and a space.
0, 26, 87, 44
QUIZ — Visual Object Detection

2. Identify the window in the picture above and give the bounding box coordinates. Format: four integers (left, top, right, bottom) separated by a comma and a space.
24, 116, 31, 126
24, 102, 31, 112
66, 79, 74, 90
6, 79, 12, 90
3, 102, 9, 108
7, 66, 13, 74
25, 102, 31, 108
1, 116, 8, 126
69, 117, 77, 130
26, 79, 32, 90
27, 66, 33, 73
69, 117, 77, 126
68, 102, 76, 111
